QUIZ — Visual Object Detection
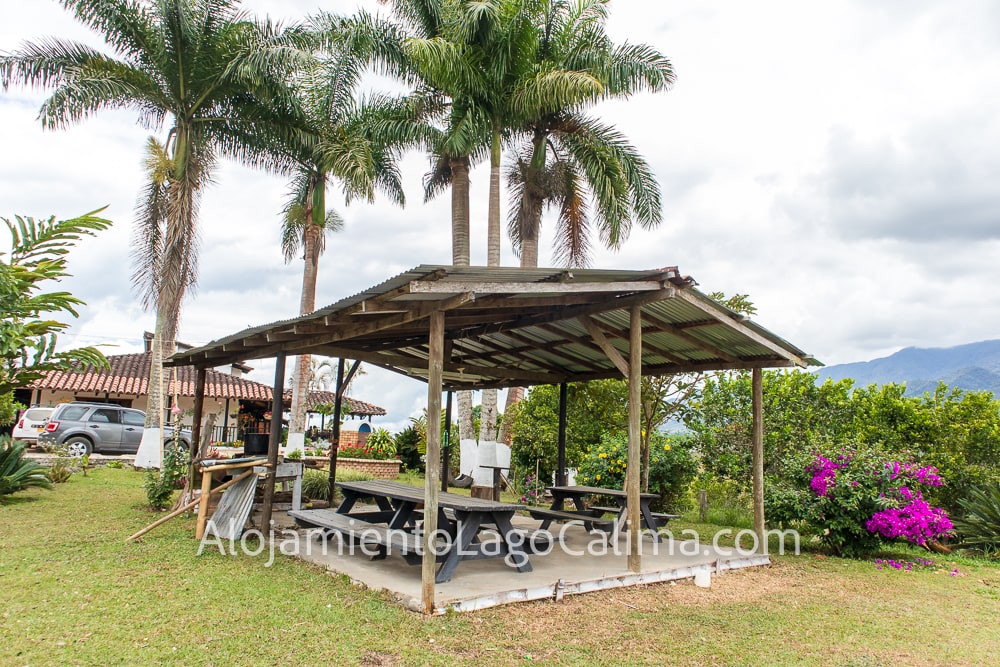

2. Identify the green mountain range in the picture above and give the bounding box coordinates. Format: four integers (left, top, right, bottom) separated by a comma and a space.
815, 339, 1000, 396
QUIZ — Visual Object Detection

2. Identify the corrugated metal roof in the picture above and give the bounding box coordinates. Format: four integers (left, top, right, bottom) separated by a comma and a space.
167, 264, 820, 390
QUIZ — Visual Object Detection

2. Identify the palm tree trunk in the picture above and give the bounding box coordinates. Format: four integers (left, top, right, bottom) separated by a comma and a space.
290, 177, 325, 444
479, 129, 503, 443
450, 157, 471, 266
498, 134, 546, 445
450, 156, 476, 444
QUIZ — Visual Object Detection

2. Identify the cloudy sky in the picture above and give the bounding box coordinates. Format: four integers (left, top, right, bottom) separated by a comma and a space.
3, 0, 999, 431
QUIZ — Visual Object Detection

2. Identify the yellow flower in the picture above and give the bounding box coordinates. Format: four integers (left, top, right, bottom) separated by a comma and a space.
617, 459, 624, 465
664, 445, 671, 451
599, 452, 607, 459
595, 474, 601, 481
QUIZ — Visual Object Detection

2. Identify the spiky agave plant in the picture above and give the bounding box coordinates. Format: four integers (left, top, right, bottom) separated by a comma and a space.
954, 482, 1000, 556
0, 437, 53, 497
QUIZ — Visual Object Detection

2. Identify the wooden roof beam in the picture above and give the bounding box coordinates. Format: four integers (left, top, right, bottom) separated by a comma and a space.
673, 289, 807, 367
580, 316, 629, 378
641, 313, 738, 362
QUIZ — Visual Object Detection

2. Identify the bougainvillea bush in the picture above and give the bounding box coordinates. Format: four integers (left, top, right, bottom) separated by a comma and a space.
766, 446, 953, 557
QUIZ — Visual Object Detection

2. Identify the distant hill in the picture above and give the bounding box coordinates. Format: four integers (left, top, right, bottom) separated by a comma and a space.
815, 339, 1000, 396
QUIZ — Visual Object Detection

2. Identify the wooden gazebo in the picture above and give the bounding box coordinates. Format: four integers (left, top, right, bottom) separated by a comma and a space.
167, 265, 818, 613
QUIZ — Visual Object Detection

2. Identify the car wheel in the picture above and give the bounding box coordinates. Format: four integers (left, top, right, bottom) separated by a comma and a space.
65, 436, 92, 458
165, 439, 189, 453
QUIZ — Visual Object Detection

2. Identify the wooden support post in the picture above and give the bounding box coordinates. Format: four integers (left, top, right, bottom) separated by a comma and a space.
442, 390, 453, 492
328, 358, 346, 501
557, 382, 568, 486
186, 367, 207, 509
260, 353, 287, 534
423, 310, 445, 615
191, 367, 206, 458
626, 305, 643, 572
195, 458, 214, 539
752, 367, 765, 551
698, 489, 709, 523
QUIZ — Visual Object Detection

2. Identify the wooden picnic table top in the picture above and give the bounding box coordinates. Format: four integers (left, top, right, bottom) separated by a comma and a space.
546, 485, 659, 500
337, 479, 525, 513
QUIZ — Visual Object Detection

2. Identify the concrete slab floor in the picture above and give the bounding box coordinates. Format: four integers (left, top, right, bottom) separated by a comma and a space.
282, 514, 770, 614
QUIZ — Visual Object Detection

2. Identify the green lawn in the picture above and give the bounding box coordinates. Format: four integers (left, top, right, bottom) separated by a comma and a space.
1, 468, 998, 666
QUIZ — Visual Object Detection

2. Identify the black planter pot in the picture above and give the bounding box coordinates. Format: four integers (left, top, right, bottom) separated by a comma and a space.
243, 432, 270, 456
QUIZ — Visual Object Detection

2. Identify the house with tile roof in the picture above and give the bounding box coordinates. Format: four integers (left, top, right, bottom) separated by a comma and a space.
18, 349, 385, 444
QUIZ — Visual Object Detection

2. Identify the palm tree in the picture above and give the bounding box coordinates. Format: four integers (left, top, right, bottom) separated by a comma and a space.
409, 0, 620, 440
496, 0, 674, 442
1, 0, 311, 455
506, 0, 674, 267
277, 12, 414, 441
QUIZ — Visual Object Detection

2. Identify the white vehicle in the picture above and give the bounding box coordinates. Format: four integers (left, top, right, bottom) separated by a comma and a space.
11, 406, 55, 445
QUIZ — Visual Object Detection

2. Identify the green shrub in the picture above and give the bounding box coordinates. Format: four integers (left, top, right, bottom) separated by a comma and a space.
143, 444, 189, 510
284, 449, 302, 461
394, 425, 424, 472
365, 428, 396, 459
576, 432, 697, 512
302, 468, 375, 501
105, 460, 124, 469
953, 482, 1000, 557
0, 436, 53, 496
46, 459, 74, 484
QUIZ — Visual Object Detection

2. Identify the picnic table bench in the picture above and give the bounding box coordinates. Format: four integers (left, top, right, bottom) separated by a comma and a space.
290, 479, 538, 583
534, 485, 666, 542
588, 505, 681, 528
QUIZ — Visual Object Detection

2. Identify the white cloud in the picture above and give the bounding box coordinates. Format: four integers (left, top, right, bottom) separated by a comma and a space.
3, 0, 999, 425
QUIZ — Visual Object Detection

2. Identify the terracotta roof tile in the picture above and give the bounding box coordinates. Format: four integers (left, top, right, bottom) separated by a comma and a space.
31, 353, 385, 416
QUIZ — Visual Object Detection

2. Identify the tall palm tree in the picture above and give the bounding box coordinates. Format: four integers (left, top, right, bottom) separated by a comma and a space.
506, 0, 674, 267
277, 12, 413, 441
1, 0, 311, 455
497, 0, 674, 442
406, 0, 606, 441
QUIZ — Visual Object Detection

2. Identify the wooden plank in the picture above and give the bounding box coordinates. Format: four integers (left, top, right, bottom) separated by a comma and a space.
409, 280, 665, 294
580, 316, 630, 378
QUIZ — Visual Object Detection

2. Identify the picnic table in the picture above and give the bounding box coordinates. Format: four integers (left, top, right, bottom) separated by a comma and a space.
289, 479, 536, 583
528, 485, 675, 542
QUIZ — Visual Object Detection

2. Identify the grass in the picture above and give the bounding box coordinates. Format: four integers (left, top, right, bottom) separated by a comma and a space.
1, 469, 999, 666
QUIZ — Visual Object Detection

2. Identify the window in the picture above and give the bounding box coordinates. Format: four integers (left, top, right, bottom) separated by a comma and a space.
59, 406, 88, 421
89, 408, 120, 424
122, 411, 145, 427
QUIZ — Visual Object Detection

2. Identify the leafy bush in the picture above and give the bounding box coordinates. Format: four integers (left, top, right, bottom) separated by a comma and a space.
394, 425, 424, 472
284, 449, 302, 461
953, 482, 1000, 556
0, 436, 53, 496
301, 468, 331, 501
46, 459, 74, 484
687, 472, 754, 528
143, 444, 189, 510
365, 428, 396, 458
105, 460, 124, 469
576, 432, 697, 512
767, 446, 953, 557
339, 434, 398, 461
301, 468, 375, 502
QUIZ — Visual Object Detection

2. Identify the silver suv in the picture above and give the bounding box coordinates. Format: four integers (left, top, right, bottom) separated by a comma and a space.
38, 402, 191, 457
